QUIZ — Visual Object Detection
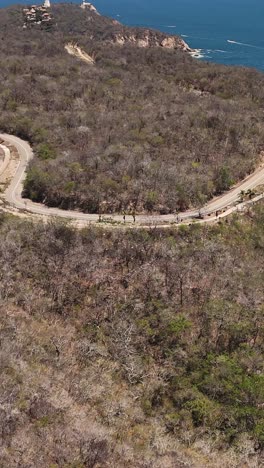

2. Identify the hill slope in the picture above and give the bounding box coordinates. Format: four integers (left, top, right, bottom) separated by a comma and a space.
0, 204, 263, 467
1, 4, 264, 214
0, 5, 264, 466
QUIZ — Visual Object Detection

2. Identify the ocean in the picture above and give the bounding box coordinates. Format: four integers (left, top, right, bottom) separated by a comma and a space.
1, 0, 264, 71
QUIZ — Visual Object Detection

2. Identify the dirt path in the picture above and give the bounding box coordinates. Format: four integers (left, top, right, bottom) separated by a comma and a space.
0, 134, 263, 228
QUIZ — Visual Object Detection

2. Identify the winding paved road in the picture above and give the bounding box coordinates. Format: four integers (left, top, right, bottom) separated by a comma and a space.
1, 133, 264, 227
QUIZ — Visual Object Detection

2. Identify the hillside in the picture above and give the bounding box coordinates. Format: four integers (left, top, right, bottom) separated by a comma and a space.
0, 3, 264, 214
0, 204, 263, 467
0, 4, 264, 467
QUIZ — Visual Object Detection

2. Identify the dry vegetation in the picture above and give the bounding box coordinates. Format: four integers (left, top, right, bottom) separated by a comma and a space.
0, 203, 263, 467
0, 4, 264, 467
1, 5, 264, 214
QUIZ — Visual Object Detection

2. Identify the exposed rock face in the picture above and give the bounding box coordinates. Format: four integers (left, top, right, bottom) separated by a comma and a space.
77, 0, 195, 53
137, 36, 150, 48
113, 34, 150, 48
65, 43, 95, 64
111, 31, 192, 52
79, 3, 193, 54
161, 36, 191, 51
114, 34, 127, 46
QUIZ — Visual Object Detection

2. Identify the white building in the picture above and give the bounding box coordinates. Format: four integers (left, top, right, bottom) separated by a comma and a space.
80, 1, 99, 14
44, 0, 51, 8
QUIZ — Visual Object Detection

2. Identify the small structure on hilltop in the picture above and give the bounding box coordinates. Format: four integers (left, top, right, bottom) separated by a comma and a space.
80, 1, 100, 14
23, 2, 52, 29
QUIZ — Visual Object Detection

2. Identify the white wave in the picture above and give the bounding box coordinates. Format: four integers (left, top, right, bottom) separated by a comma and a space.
227, 39, 264, 50
181, 34, 189, 37
166, 25, 177, 28
190, 49, 205, 59
215, 49, 227, 53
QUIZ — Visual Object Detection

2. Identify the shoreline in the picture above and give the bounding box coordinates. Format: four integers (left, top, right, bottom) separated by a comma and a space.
189, 48, 204, 59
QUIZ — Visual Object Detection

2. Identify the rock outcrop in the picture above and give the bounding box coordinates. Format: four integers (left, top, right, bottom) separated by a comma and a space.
161, 36, 191, 51
79, 3, 193, 53
111, 30, 192, 52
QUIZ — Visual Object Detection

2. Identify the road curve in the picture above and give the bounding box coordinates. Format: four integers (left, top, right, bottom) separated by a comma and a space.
1, 133, 264, 227
0, 143, 11, 177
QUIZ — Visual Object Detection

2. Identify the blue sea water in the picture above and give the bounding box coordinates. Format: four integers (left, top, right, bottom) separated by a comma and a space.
1, 0, 264, 71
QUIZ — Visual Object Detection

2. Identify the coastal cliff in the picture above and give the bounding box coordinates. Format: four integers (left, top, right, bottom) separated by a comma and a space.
87, 3, 193, 52
110, 30, 191, 51
52, 2, 193, 53
18, 1, 193, 53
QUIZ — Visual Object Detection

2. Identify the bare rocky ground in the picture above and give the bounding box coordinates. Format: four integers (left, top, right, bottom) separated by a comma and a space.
65, 43, 95, 65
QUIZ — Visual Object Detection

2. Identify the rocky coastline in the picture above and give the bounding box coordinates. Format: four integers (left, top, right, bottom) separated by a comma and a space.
81, 2, 195, 54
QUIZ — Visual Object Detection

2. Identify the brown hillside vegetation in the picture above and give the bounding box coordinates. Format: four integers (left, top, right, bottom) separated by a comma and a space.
0, 5, 263, 466
0, 204, 263, 467
0, 4, 264, 213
